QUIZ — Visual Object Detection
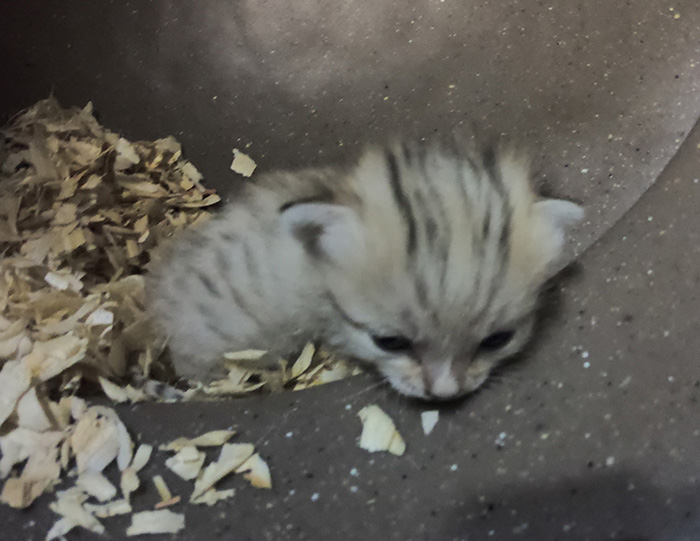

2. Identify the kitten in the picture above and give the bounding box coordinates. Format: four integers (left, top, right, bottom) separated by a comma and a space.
147, 136, 583, 400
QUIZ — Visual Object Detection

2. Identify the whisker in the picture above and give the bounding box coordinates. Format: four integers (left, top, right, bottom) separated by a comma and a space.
334, 378, 389, 406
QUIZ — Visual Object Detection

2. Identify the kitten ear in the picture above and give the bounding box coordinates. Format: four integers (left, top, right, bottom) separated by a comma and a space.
535, 199, 584, 267
280, 203, 364, 265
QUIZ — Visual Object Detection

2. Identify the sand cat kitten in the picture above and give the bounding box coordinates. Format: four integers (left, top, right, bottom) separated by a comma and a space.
148, 136, 583, 400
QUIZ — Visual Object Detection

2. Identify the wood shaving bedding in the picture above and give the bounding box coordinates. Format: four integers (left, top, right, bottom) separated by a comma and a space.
0, 98, 361, 402
0, 98, 351, 538
0, 98, 360, 399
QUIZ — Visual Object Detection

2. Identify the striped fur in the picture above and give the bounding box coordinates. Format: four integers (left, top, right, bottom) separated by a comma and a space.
148, 136, 582, 400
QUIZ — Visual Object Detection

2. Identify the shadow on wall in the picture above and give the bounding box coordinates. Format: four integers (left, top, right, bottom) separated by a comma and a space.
0, 0, 682, 178
143, 0, 656, 164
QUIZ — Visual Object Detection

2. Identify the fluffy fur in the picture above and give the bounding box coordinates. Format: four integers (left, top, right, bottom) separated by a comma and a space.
147, 136, 583, 400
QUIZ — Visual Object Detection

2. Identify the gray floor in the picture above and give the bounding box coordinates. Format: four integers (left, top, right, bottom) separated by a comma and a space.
2, 2, 700, 540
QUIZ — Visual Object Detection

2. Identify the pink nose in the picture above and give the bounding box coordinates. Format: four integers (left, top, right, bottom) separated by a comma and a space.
422, 364, 459, 399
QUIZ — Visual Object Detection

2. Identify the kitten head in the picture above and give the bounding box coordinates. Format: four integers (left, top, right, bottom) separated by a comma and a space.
282, 140, 583, 400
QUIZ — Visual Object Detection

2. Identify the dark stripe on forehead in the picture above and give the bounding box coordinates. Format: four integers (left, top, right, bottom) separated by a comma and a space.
473, 264, 508, 324
499, 204, 512, 262
482, 209, 491, 240
413, 277, 440, 327
402, 142, 413, 163
482, 144, 506, 199
479, 206, 513, 320
482, 144, 496, 171
460, 144, 480, 177
414, 277, 430, 308
385, 150, 417, 255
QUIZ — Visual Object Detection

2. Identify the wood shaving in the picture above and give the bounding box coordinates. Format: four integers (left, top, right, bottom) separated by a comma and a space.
0, 360, 31, 426
209, 345, 361, 396
230, 148, 257, 177
126, 509, 185, 536
235, 453, 272, 489
0, 429, 65, 508
152, 475, 173, 502
190, 488, 235, 506
130, 444, 153, 472
190, 443, 255, 501
357, 405, 406, 456
222, 349, 268, 362
46, 518, 79, 541
164, 446, 206, 481
0, 428, 64, 478
48, 487, 105, 538
99, 377, 147, 404
290, 343, 315, 380
84, 498, 132, 518
154, 496, 181, 510
420, 410, 440, 436
76, 472, 117, 502
120, 467, 140, 503
159, 429, 236, 452
70, 406, 132, 474
15, 387, 53, 432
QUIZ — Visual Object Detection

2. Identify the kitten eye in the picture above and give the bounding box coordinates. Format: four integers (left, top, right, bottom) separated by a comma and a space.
478, 330, 515, 351
371, 335, 413, 353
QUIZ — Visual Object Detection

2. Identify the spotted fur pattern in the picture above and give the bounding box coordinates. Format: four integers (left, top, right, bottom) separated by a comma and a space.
148, 135, 583, 400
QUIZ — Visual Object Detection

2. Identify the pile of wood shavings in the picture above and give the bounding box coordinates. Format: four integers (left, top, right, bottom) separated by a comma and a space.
208, 342, 361, 396
0, 97, 220, 391
0, 99, 362, 534
0, 97, 359, 398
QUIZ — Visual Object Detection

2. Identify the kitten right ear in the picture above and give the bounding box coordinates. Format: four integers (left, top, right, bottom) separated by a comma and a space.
280, 203, 364, 265
535, 198, 584, 269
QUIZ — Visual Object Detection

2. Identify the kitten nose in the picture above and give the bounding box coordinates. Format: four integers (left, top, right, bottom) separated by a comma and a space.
422, 362, 459, 399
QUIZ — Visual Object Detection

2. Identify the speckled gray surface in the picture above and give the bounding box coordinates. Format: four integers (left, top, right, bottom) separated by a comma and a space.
2, 1, 700, 256
4, 2, 700, 541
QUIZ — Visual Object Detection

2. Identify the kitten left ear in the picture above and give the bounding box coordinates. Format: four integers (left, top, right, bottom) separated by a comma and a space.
280, 203, 364, 265
535, 198, 584, 261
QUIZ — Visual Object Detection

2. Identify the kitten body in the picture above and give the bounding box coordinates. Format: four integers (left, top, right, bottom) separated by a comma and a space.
148, 137, 583, 400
